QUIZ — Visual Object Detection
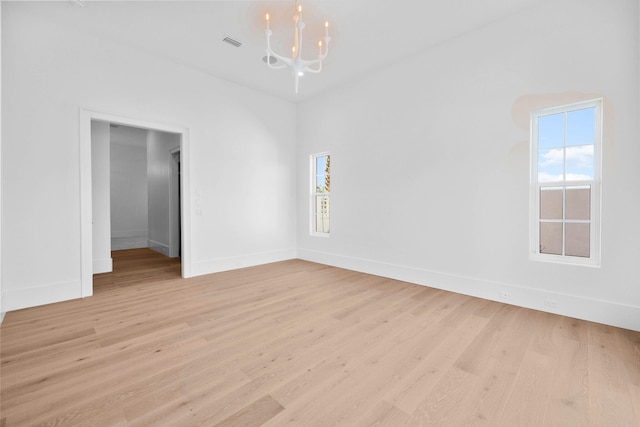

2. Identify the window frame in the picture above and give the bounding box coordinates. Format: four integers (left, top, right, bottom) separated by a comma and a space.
310, 152, 330, 237
530, 99, 602, 267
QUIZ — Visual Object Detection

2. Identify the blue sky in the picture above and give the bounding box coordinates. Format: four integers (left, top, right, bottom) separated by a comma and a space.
538, 107, 595, 182
315, 154, 329, 191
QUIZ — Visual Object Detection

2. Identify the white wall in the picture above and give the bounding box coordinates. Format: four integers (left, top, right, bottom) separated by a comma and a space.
0, 1, 4, 323
147, 130, 179, 257
110, 137, 148, 251
297, 0, 640, 331
1, 3, 297, 311
91, 121, 112, 273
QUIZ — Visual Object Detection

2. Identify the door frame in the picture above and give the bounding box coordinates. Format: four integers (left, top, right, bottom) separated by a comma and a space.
79, 109, 192, 298
169, 146, 181, 259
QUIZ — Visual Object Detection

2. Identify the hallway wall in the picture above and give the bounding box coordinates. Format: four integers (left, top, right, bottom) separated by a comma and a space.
146, 130, 180, 257
110, 129, 148, 251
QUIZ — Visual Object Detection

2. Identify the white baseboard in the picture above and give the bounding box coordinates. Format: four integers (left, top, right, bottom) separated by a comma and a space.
191, 248, 297, 277
3, 280, 82, 312
112, 230, 148, 251
298, 248, 640, 332
93, 257, 113, 274
148, 239, 171, 257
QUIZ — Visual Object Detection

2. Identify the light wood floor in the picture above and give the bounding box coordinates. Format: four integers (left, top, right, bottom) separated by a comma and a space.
1, 248, 639, 426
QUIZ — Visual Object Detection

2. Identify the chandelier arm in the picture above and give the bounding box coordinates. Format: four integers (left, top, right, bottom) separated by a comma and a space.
266, 54, 289, 70
266, 50, 293, 65
267, 62, 289, 70
303, 62, 322, 73
265, 30, 294, 65
301, 36, 330, 71
299, 52, 326, 72
265, 30, 294, 70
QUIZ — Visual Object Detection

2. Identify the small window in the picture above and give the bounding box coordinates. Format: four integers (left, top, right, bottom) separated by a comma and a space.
531, 99, 602, 265
311, 153, 330, 235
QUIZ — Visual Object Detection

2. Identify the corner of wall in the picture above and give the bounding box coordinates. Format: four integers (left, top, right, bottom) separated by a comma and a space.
191, 248, 297, 277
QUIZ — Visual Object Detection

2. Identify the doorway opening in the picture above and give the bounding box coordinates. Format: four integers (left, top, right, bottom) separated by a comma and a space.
98, 123, 182, 272
80, 110, 192, 298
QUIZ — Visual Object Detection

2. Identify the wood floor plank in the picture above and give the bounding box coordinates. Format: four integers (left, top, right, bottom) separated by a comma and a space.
629, 383, 640, 422
587, 323, 638, 425
213, 394, 284, 427
353, 401, 410, 427
265, 308, 489, 427
4, 334, 209, 425
405, 366, 480, 426
543, 339, 589, 425
456, 308, 539, 424
1, 248, 639, 426
383, 314, 490, 414
498, 340, 556, 426
615, 327, 640, 387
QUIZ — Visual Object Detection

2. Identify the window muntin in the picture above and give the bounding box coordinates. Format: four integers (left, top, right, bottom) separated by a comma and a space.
531, 100, 601, 265
311, 153, 330, 235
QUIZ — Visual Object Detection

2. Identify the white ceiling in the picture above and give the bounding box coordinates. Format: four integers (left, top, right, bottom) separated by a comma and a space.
17, 0, 540, 102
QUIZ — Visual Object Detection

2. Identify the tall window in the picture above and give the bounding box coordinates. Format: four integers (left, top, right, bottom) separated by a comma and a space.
311, 153, 330, 235
531, 99, 602, 265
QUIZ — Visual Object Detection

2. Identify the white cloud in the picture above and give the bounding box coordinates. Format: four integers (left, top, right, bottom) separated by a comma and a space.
540, 145, 593, 170
566, 145, 594, 166
540, 148, 563, 167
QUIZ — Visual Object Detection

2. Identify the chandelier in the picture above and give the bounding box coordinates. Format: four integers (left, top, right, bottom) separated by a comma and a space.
264, 2, 330, 93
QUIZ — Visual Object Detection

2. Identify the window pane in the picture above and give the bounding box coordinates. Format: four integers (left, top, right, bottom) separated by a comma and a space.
565, 145, 593, 181
538, 148, 564, 182
540, 188, 563, 220
316, 155, 327, 175
538, 113, 564, 149
567, 107, 595, 147
566, 187, 590, 220
316, 215, 330, 233
565, 223, 590, 257
315, 195, 330, 233
540, 222, 563, 255
315, 172, 326, 192
315, 155, 330, 192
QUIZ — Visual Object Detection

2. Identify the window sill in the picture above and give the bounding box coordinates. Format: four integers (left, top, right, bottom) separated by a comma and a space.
530, 253, 600, 268
310, 232, 330, 238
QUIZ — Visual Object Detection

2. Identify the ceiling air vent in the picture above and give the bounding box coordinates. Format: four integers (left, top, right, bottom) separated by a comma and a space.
222, 35, 243, 48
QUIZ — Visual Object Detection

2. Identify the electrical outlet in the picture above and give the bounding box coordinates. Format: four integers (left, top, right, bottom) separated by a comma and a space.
499, 291, 512, 300
544, 298, 558, 308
